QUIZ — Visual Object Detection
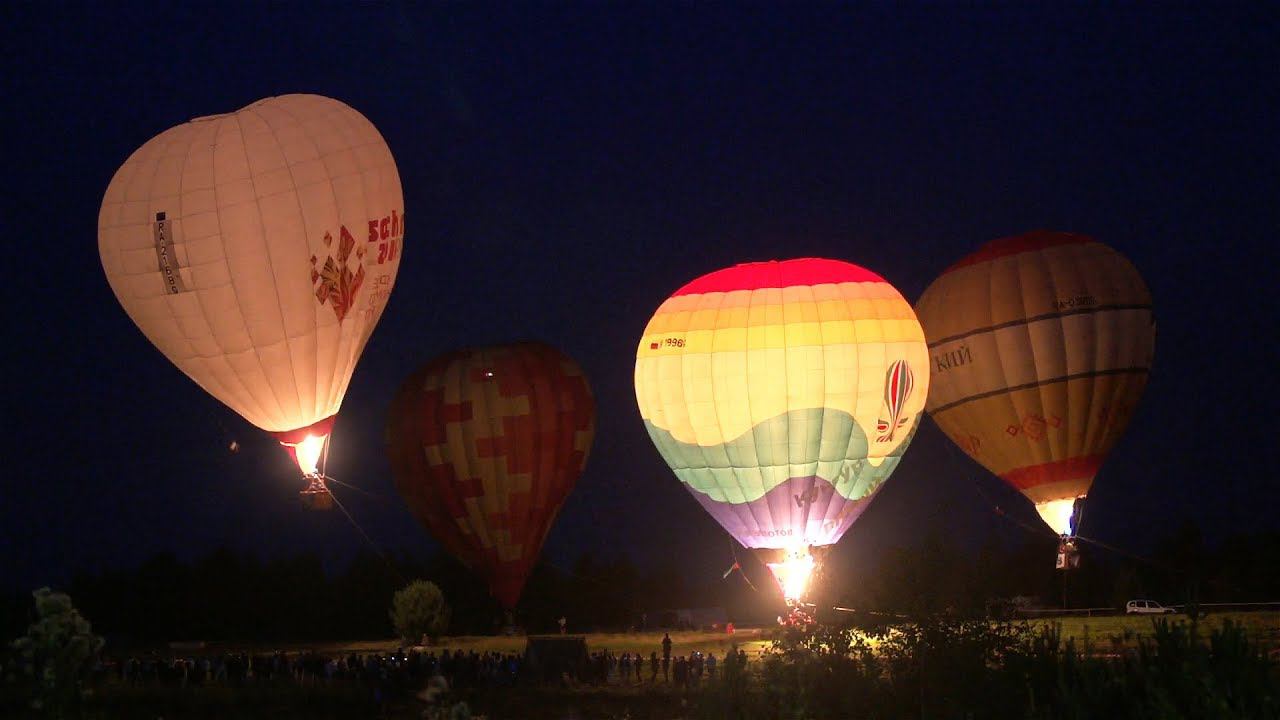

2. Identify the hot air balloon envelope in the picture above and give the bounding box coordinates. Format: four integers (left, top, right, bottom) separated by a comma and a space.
634, 258, 930, 601
387, 342, 595, 609
915, 231, 1155, 536
98, 94, 403, 494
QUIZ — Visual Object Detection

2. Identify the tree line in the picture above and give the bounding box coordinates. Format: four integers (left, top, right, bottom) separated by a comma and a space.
3, 523, 1277, 645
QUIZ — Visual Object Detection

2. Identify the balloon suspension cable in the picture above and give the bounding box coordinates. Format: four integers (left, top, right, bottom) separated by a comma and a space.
324, 475, 389, 503
326, 480, 407, 586
941, 440, 1058, 540
320, 433, 332, 480
724, 540, 758, 592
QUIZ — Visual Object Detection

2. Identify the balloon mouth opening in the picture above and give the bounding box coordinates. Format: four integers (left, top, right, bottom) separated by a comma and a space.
282, 433, 329, 477
1035, 497, 1082, 536
765, 544, 817, 604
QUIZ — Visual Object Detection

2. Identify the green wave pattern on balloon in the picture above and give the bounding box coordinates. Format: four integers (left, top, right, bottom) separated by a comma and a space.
642, 408, 914, 504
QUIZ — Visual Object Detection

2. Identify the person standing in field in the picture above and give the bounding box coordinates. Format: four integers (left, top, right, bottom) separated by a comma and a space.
661, 631, 672, 679
649, 652, 659, 683
558, 616, 567, 634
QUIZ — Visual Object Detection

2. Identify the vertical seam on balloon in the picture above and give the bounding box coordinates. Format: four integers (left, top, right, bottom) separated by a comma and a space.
790, 281, 814, 543
318, 103, 377, 417
479, 349, 506, 573
681, 293, 716, 488
1084, 248, 1125, 495
533, 346, 575, 597
1008, 252, 1038, 472
831, 283, 859, 506
1073, 245, 1101, 471
452, 354, 489, 568
428, 360, 479, 570
477, 347, 507, 564
257, 101, 341, 424
150, 127, 199, 360
1074, 247, 1103, 509
231, 109, 299, 429
1038, 246, 1066, 478
844, 283, 872, 503
986, 253, 1015, 483
279, 99, 387, 420
509, 344, 541, 573
172, 121, 242, 417
702, 287, 744, 540
738, 285, 770, 544
540, 347, 573, 568
519, 344, 554, 590
205, 115, 279, 427
810, 281, 840, 546
1077, 247, 1110, 514
264, 100, 335, 421
175, 120, 246, 423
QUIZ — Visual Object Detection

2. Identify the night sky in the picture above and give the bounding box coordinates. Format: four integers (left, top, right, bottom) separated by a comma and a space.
2, 4, 1277, 593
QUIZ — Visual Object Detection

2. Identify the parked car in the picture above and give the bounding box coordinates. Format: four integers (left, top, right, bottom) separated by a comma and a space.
1125, 599, 1176, 615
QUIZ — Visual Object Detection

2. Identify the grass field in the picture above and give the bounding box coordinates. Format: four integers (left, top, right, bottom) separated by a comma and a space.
1029, 610, 1280, 652
214, 627, 776, 660
215, 610, 1280, 659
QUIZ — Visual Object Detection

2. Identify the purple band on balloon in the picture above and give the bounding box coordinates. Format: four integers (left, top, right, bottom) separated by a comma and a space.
687, 475, 879, 549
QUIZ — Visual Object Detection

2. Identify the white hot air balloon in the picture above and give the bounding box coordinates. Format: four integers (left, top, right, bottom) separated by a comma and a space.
98, 94, 404, 508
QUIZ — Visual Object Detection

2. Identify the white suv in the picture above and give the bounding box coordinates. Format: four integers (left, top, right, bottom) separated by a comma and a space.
1125, 599, 1176, 615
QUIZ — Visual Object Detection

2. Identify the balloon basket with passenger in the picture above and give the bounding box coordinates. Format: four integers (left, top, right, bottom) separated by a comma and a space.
298, 475, 335, 511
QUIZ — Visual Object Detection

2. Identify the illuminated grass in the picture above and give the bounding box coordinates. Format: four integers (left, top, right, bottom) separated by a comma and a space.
210, 611, 1279, 657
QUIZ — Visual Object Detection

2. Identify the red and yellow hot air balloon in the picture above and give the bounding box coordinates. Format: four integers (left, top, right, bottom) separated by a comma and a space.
635, 258, 930, 603
915, 231, 1155, 553
98, 94, 403, 508
387, 342, 595, 609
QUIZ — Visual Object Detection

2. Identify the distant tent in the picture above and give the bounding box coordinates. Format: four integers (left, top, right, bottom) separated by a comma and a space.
523, 635, 589, 684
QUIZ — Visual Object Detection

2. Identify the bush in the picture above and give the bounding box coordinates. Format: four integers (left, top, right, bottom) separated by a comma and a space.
696, 614, 1279, 720
10, 588, 104, 719
389, 580, 450, 644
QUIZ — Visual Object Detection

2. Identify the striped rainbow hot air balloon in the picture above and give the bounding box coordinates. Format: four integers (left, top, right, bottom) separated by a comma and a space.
634, 258, 929, 601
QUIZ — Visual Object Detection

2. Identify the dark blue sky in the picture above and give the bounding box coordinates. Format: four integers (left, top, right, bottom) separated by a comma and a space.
2, 3, 1276, 591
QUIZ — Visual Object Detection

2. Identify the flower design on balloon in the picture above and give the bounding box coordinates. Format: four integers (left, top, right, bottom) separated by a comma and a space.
310, 225, 366, 322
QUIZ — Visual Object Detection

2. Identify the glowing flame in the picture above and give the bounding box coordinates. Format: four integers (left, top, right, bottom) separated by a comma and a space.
282, 433, 329, 477
765, 545, 816, 603
1035, 498, 1079, 536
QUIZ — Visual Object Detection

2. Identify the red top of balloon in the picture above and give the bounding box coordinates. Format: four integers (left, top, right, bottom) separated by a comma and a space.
673, 258, 886, 297
943, 230, 1096, 274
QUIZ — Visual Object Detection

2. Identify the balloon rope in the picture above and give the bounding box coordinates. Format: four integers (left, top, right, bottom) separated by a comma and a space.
727, 539, 758, 592
325, 475, 388, 502
327, 484, 407, 586
320, 431, 331, 478
944, 444, 1057, 539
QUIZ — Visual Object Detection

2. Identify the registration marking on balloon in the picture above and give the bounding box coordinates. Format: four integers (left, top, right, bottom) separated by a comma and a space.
151, 212, 189, 295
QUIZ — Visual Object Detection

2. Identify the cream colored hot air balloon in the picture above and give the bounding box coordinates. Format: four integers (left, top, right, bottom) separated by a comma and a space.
915, 231, 1154, 550
98, 94, 404, 508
